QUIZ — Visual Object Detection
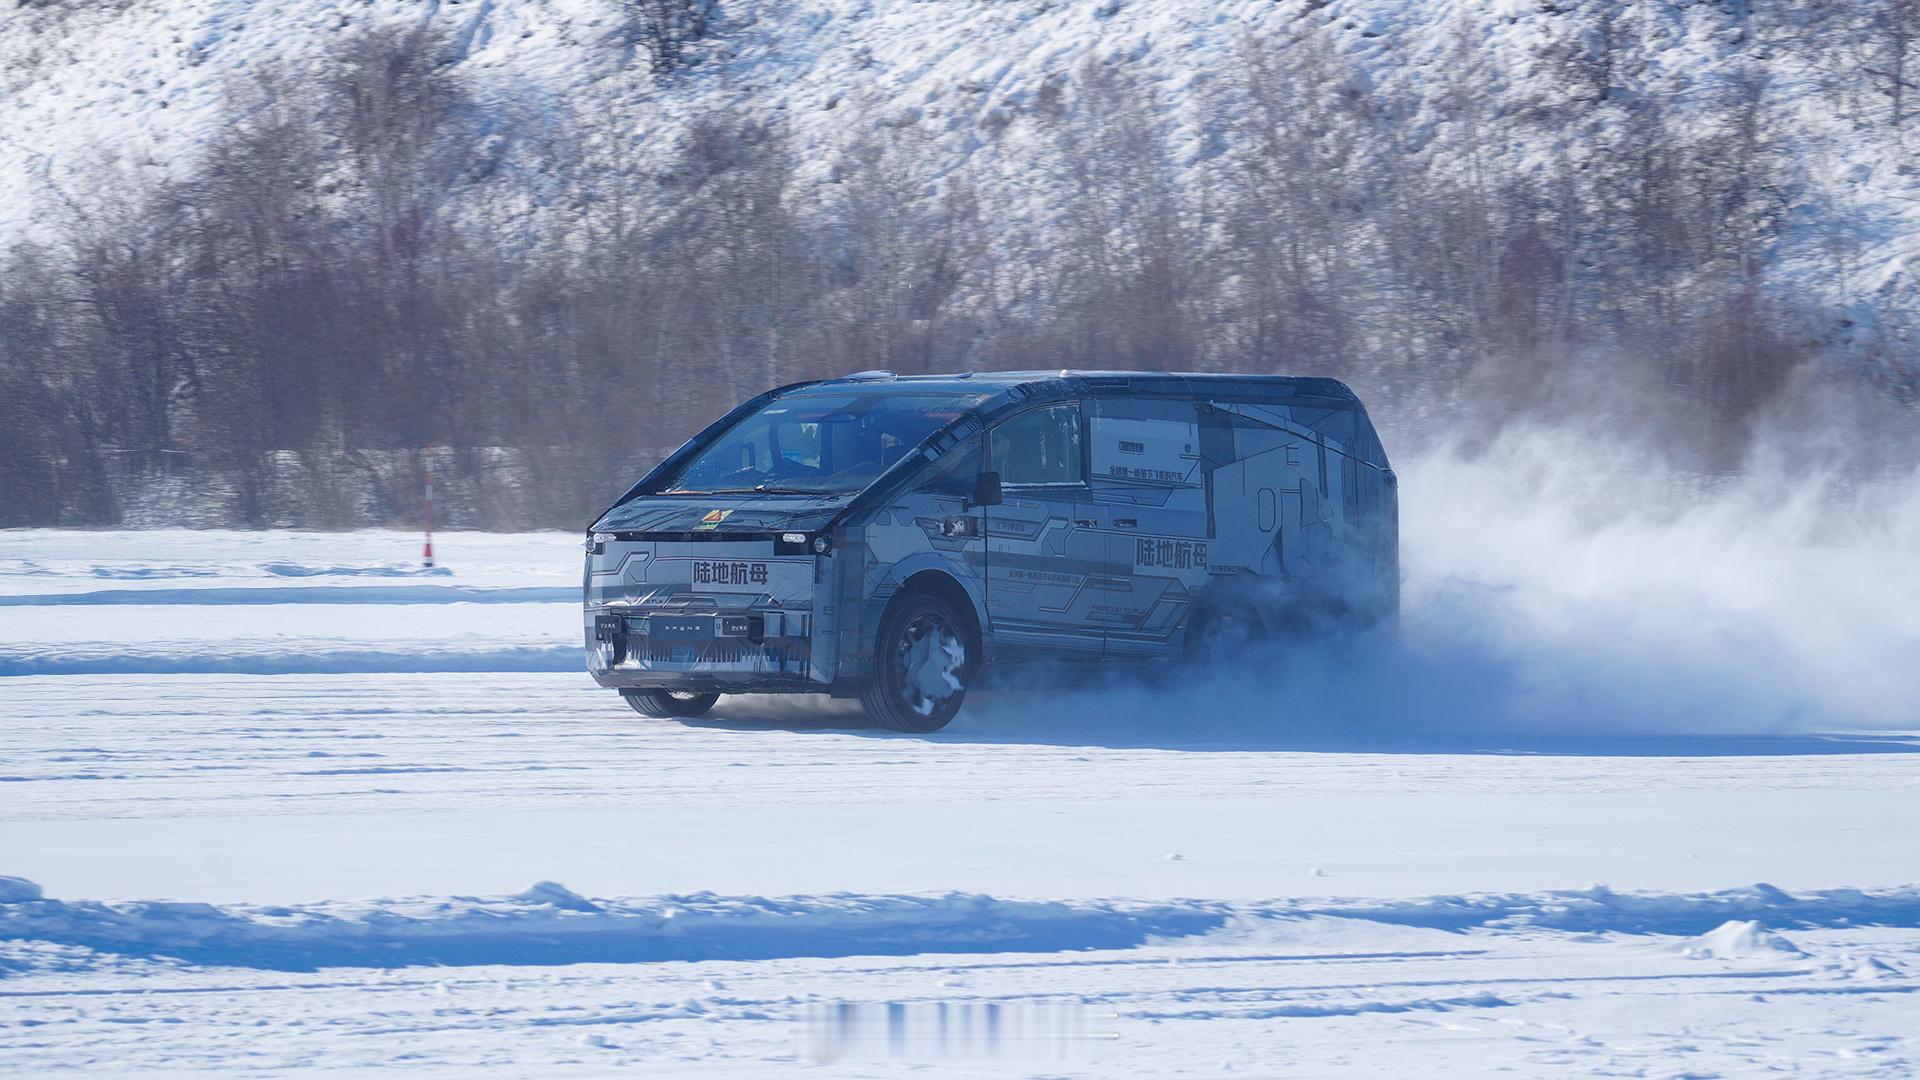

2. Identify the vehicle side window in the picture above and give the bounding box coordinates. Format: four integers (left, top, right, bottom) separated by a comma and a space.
1089, 398, 1201, 485
992, 405, 1083, 485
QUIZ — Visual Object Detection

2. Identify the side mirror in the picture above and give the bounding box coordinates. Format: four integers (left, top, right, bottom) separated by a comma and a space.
972, 470, 1004, 507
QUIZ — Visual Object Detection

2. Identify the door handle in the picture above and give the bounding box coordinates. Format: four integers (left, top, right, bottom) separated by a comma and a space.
1115, 518, 1138, 528
1072, 518, 1098, 528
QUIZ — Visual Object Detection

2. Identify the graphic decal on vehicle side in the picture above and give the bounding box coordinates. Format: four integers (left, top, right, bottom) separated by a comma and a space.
1132, 537, 1208, 571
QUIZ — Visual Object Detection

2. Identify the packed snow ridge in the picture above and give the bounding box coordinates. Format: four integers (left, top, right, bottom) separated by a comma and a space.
5, 877, 1918, 974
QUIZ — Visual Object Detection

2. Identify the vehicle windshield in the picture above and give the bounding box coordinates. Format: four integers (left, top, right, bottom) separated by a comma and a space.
660, 388, 987, 496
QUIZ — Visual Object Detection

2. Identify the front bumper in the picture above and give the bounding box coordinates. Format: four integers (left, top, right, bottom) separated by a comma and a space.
587, 606, 819, 691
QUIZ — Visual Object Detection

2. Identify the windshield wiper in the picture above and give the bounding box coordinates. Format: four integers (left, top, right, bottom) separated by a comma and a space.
750, 483, 840, 495
682, 485, 835, 495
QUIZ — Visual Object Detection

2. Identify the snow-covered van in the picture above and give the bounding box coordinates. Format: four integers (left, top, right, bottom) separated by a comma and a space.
584, 371, 1397, 731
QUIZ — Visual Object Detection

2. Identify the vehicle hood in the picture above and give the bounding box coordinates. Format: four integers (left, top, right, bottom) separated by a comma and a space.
592, 494, 853, 535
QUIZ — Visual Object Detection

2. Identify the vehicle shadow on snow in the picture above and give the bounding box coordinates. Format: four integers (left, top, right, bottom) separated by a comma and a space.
682, 691, 1920, 758
672, 621, 1920, 756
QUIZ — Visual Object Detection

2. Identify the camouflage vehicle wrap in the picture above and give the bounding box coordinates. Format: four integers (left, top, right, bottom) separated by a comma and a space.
584, 371, 1396, 727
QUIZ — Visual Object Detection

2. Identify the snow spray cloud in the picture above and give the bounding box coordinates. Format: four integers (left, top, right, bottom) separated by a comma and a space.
1388, 422, 1920, 734
964, 421, 1920, 740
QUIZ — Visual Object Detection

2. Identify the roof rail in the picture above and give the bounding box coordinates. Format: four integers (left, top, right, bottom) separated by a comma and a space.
842, 369, 895, 381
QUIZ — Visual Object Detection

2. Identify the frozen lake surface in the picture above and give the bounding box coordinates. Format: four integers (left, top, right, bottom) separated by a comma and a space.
2, 530, 1916, 1076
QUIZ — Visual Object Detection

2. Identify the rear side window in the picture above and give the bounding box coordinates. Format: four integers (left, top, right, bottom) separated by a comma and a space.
1089, 398, 1201, 486
991, 404, 1083, 485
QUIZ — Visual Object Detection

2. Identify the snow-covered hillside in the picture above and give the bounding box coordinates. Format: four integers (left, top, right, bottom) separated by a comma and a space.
7, 0, 1920, 528
6, 0, 1918, 314
24, 0, 1319, 238
17, 0, 1267, 241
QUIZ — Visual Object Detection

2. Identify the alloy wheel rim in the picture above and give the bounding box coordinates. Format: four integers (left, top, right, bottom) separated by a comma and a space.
895, 613, 965, 717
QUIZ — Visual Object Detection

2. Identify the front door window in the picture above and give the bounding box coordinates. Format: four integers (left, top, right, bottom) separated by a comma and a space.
983, 403, 1103, 656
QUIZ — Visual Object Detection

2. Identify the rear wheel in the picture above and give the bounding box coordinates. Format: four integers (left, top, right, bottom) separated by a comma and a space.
861, 592, 974, 733
1184, 605, 1266, 669
621, 689, 721, 719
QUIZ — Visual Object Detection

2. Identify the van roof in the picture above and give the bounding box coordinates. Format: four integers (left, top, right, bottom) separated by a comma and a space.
806, 369, 1360, 402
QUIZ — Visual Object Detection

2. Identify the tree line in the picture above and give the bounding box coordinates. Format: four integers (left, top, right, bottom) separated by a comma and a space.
2, 3, 1915, 528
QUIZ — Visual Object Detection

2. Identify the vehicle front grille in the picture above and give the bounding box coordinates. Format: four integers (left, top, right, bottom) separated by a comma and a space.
646, 640, 756, 664
640, 639, 810, 667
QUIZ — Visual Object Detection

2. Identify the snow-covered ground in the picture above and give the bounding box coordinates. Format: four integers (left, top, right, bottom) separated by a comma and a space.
0, 532, 581, 677
3, 498, 1918, 1075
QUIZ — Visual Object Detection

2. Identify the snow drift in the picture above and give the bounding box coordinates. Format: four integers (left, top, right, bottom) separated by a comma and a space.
5, 878, 1917, 974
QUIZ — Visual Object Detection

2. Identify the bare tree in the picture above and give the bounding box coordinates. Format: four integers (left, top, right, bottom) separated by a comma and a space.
0, 0, 1900, 527
1859, 0, 1920, 129
624, 0, 720, 75
1029, 57, 1198, 370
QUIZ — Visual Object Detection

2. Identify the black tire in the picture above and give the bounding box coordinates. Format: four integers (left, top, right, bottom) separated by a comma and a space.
860, 592, 975, 733
621, 689, 721, 719
1184, 605, 1266, 669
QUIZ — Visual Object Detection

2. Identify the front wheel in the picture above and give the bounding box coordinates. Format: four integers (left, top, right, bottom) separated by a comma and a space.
621, 689, 721, 719
861, 592, 974, 733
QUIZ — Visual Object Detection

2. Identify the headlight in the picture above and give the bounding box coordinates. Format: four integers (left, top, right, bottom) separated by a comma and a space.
780, 532, 807, 545
812, 536, 831, 554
